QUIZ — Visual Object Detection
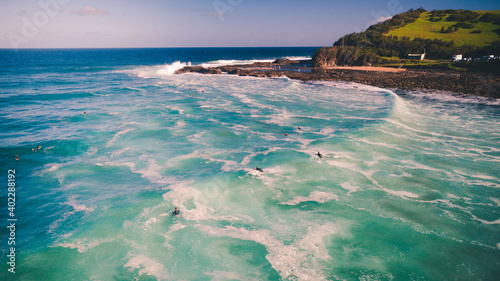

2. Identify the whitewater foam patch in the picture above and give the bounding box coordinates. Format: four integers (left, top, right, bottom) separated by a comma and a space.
66, 195, 95, 212
205, 270, 243, 280
283, 56, 312, 61
279, 191, 338, 205
44, 163, 63, 173
55, 237, 116, 253
196, 222, 337, 280
107, 128, 135, 147
162, 223, 186, 249
200, 59, 274, 68
101, 160, 176, 185
129, 61, 192, 79
48, 196, 95, 234
340, 182, 361, 195
124, 254, 171, 280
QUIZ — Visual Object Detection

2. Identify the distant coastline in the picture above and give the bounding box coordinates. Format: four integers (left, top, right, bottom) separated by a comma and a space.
175, 59, 500, 98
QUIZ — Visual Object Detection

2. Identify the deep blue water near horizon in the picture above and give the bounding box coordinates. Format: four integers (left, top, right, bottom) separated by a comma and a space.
0, 48, 499, 280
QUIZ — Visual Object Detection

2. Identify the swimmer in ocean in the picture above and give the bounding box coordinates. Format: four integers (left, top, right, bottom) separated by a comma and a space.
171, 207, 180, 215
37, 145, 42, 150
297, 127, 301, 130
316, 152, 323, 158
283, 133, 288, 136
14, 154, 19, 161
83, 112, 86, 115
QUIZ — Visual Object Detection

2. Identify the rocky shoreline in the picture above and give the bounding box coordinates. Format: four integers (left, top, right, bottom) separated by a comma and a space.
175, 59, 500, 98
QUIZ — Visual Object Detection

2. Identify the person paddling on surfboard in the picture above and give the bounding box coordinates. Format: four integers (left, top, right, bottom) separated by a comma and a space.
255, 167, 264, 172
316, 151, 323, 158
171, 207, 180, 215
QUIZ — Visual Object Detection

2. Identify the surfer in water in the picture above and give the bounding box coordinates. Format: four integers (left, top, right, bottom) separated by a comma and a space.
316, 151, 323, 158
255, 167, 264, 172
297, 127, 302, 130
283, 133, 288, 136
171, 207, 180, 216
14, 154, 19, 161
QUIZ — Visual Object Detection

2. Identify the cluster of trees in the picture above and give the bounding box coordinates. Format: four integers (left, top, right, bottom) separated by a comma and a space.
428, 9, 500, 25
333, 8, 427, 49
446, 10, 480, 22
332, 30, 474, 60
440, 26, 459, 33
323, 8, 499, 66
453, 22, 474, 29
480, 13, 500, 25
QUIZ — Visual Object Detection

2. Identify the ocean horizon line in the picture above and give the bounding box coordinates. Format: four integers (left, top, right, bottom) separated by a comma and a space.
0, 46, 324, 51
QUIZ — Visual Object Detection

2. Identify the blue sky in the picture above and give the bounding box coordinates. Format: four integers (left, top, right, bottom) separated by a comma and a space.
0, 0, 499, 48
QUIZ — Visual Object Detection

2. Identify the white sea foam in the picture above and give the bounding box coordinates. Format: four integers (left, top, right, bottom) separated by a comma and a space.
124, 254, 170, 280
205, 270, 243, 281
471, 214, 500, 225
186, 130, 207, 143
200, 59, 274, 68
111, 147, 132, 157
45, 163, 62, 173
102, 160, 176, 185
134, 159, 174, 185
162, 223, 186, 249
55, 237, 116, 253
66, 195, 95, 212
491, 198, 500, 207
106, 128, 135, 147
48, 196, 95, 234
126, 61, 192, 79
283, 56, 312, 61
380, 188, 419, 199
279, 191, 338, 205
196, 222, 337, 280
340, 182, 360, 195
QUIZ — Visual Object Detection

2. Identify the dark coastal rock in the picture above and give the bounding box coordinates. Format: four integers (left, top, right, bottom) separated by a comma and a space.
312, 48, 337, 67
273, 59, 292, 64
174, 61, 500, 98
175, 66, 222, 74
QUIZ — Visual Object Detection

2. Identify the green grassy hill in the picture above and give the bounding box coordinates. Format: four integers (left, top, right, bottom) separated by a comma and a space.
313, 8, 500, 69
386, 10, 500, 47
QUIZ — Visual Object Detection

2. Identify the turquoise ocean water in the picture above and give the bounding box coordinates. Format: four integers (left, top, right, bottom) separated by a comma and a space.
0, 48, 499, 280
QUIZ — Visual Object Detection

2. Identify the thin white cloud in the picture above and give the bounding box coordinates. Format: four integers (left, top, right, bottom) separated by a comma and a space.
72, 6, 109, 16
370, 15, 392, 24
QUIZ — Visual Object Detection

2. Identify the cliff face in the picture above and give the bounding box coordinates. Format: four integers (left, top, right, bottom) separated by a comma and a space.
311, 47, 337, 67
312, 47, 380, 67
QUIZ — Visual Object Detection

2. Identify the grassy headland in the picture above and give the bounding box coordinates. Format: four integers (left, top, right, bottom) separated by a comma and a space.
387, 10, 500, 47
312, 8, 500, 71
